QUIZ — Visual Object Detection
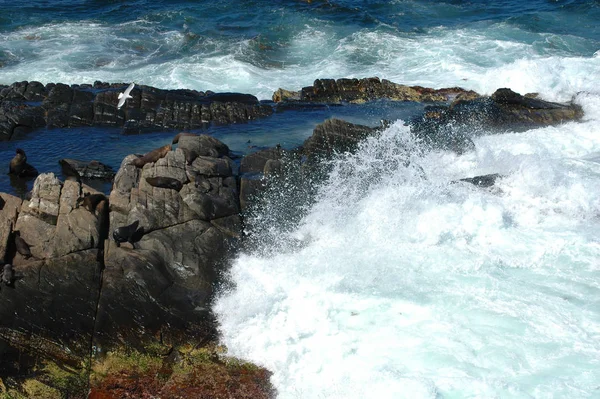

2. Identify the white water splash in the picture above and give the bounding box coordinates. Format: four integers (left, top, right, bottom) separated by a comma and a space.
214, 96, 600, 398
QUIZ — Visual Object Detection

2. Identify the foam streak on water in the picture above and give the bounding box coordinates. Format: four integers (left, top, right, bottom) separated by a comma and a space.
214, 95, 600, 398
1, 15, 599, 101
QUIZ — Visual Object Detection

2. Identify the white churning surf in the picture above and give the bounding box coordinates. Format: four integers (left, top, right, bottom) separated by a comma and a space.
214, 93, 600, 398
1, 19, 598, 100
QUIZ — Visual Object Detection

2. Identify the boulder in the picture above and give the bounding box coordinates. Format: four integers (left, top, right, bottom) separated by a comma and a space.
302, 118, 376, 161
59, 158, 116, 180
239, 146, 284, 175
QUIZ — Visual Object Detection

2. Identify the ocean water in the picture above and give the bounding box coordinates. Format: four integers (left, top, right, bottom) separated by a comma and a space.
1, 0, 600, 397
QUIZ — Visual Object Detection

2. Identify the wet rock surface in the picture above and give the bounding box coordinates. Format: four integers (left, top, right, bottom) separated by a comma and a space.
59, 158, 116, 180
0, 80, 274, 141
273, 77, 478, 104
409, 88, 584, 153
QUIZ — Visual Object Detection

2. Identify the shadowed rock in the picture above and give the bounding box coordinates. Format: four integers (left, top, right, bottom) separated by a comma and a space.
303, 118, 376, 161
1, 264, 14, 286
0, 81, 274, 140
457, 173, 503, 188
0, 174, 109, 378
59, 158, 116, 180
410, 88, 584, 153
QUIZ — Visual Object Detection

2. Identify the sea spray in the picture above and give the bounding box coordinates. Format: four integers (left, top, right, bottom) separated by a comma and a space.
215, 115, 600, 398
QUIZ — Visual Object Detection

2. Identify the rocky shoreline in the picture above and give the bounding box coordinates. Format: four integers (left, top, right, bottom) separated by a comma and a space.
0, 77, 584, 397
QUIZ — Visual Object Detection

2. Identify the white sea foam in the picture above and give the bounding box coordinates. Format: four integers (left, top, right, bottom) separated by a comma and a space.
1, 20, 598, 101
214, 95, 600, 397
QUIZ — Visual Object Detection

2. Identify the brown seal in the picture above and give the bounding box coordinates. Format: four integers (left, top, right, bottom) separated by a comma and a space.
77, 193, 107, 212
13, 231, 32, 259
113, 220, 144, 248
131, 144, 171, 168
172, 132, 197, 144
180, 148, 199, 165
145, 176, 184, 191
9, 149, 38, 177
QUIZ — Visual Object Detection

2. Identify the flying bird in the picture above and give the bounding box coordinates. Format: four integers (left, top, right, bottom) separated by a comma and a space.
117, 82, 135, 109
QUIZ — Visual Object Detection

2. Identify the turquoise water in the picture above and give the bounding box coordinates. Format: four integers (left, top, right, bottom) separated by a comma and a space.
1, 1, 600, 397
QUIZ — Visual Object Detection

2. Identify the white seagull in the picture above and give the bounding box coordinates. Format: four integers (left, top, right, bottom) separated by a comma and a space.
117, 82, 135, 109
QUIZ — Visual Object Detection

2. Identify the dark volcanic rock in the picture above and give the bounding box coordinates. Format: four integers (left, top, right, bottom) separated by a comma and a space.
59, 158, 116, 180
0, 81, 274, 140
410, 88, 584, 154
457, 173, 502, 188
99, 134, 242, 348
240, 146, 284, 175
0, 136, 246, 383
0, 175, 107, 371
303, 118, 377, 161
274, 77, 478, 104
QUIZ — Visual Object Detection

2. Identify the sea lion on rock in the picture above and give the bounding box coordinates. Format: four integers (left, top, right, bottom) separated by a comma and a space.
145, 176, 184, 191
77, 193, 107, 212
172, 132, 198, 144
13, 231, 32, 259
9, 149, 38, 177
0, 196, 5, 210
113, 220, 144, 248
180, 148, 199, 165
130, 144, 171, 168
2, 264, 14, 287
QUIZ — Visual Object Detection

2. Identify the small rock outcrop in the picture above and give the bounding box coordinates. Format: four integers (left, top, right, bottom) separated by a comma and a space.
59, 158, 116, 180
273, 77, 478, 104
410, 88, 584, 153
302, 118, 377, 161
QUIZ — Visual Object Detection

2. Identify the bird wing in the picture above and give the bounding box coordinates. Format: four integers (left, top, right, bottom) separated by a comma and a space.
124, 82, 135, 96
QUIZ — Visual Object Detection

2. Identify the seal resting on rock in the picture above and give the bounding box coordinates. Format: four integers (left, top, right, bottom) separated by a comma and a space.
2, 264, 14, 287
14, 231, 32, 259
9, 149, 38, 177
113, 220, 144, 248
145, 176, 184, 191
130, 144, 171, 168
77, 193, 107, 212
